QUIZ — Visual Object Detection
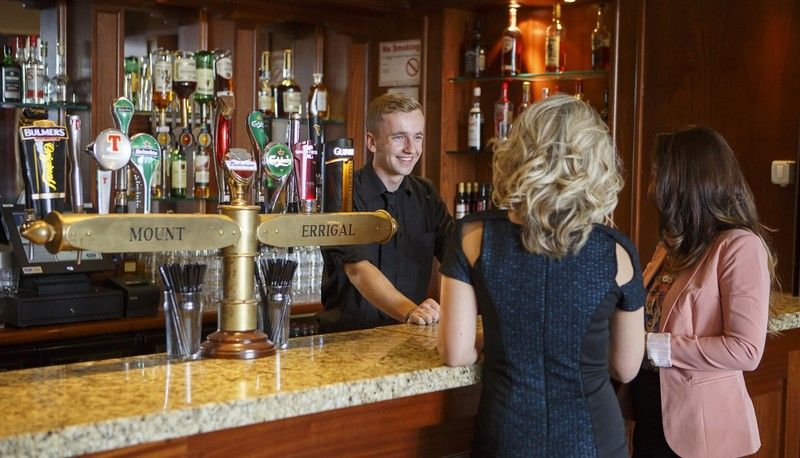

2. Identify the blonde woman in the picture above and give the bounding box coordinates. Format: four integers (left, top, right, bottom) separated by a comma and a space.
438, 94, 645, 457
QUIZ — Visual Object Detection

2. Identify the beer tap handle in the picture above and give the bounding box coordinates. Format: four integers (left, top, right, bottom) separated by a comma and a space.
112, 97, 134, 213
246, 111, 267, 208
129, 134, 161, 215
67, 115, 84, 213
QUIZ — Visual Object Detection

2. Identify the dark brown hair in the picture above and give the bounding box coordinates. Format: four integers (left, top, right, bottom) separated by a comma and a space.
652, 126, 776, 279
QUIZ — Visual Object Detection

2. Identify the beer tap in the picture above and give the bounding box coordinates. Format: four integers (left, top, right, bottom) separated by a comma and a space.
111, 97, 134, 213
85, 129, 131, 214
129, 134, 161, 214
67, 115, 84, 213
246, 111, 267, 207
214, 94, 234, 205
285, 112, 302, 214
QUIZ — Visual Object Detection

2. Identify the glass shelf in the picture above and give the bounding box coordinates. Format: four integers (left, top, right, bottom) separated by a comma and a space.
449, 69, 608, 83
133, 111, 345, 125
0, 101, 91, 111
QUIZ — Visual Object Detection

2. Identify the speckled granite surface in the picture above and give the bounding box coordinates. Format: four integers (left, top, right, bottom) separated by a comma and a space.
0, 324, 480, 458
769, 294, 800, 332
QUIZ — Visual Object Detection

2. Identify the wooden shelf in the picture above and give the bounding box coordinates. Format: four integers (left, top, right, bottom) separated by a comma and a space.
449, 69, 608, 83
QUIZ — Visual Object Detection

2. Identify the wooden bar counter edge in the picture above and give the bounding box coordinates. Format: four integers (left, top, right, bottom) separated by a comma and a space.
0, 295, 799, 457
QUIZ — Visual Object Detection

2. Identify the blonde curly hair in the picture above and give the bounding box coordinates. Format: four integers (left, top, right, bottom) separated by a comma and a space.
491, 93, 622, 258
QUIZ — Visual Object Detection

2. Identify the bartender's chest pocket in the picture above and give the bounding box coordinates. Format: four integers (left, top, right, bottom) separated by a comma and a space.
400, 231, 436, 284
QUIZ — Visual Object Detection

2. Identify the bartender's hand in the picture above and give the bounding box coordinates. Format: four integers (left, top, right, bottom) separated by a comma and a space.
406, 298, 440, 325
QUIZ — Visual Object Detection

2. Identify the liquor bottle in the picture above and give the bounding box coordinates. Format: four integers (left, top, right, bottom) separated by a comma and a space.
25, 36, 44, 103
276, 49, 302, 117
463, 20, 486, 78
1, 45, 22, 103
151, 48, 174, 125
470, 181, 479, 213
477, 183, 490, 211
172, 50, 196, 128
545, 4, 565, 73
214, 49, 234, 97
467, 86, 482, 152
52, 41, 68, 102
494, 81, 514, 141
40, 40, 50, 103
257, 51, 274, 117
518, 81, 531, 115
123, 56, 140, 107
591, 3, 611, 70
455, 182, 467, 219
194, 123, 212, 199
500, 6, 521, 76
15, 37, 26, 101
574, 79, 587, 103
170, 143, 187, 198
464, 182, 473, 216
308, 73, 329, 120
194, 51, 215, 107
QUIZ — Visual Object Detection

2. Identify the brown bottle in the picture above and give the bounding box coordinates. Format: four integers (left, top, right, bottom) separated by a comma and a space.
275, 49, 302, 118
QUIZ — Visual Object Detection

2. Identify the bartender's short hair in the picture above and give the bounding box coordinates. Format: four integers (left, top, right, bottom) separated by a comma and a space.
492, 94, 621, 258
366, 93, 423, 134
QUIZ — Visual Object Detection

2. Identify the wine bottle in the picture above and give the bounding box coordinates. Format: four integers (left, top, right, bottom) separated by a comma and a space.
463, 20, 486, 78
545, 4, 565, 73
500, 6, 521, 76
591, 4, 611, 70
467, 86, 482, 152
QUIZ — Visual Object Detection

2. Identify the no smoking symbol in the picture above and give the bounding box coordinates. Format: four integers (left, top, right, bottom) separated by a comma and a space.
406, 57, 420, 77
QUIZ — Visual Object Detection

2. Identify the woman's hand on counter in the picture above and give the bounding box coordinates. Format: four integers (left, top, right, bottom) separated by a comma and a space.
406, 298, 441, 325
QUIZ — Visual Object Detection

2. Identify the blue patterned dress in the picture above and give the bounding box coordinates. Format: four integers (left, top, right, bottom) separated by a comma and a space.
441, 211, 645, 457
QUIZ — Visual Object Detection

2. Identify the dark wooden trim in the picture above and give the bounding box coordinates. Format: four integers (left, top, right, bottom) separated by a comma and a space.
346, 39, 368, 169
231, 26, 256, 152
784, 350, 800, 457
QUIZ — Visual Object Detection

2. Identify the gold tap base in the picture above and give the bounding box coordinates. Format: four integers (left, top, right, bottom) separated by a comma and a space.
201, 330, 275, 359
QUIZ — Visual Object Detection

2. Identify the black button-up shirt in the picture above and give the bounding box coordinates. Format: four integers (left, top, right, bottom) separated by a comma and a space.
318, 162, 454, 333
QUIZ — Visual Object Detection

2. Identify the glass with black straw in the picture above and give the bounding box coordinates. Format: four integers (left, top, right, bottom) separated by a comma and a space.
159, 262, 207, 360
255, 256, 298, 349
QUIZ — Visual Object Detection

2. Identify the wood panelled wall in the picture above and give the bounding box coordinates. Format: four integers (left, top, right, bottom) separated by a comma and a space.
619, 0, 800, 290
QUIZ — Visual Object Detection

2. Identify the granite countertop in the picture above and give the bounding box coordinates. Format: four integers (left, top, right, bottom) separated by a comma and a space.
769, 293, 800, 332
0, 323, 480, 458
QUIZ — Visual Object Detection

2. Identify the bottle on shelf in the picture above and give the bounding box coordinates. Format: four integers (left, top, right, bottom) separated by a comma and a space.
123, 56, 140, 108
15, 37, 26, 101
500, 5, 521, 76
455, 182, 468, 219
470, 181, 479, 213
258, 51, 274, 117
467, 86, 482, 152
518, 81, 531, 115
1, 45, 22, 103
463, 19, 486, 78
308, 72, 329, 120
194, 50, 215, 109
545, 4, 565, 73
151, 48, 174, 125
275, 49, 302, 117
494, 81, 514, 142
214, 49, 234, 97
194, 123, 212, 199
574, 79, 587, 103
172, 50, 196, 128
477, 183, 490, 211
170, 142, 187, 198
591, 3, 611, 70
52, 41, 68, 103
24, 36, 44, 104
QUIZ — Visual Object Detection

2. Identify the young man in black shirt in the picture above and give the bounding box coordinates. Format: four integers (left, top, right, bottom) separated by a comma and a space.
317, 93, 455, 333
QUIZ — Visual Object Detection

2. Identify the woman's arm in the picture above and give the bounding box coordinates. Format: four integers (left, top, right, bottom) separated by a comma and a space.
437, 275, 479, 366
609, 243, 645, 382
437, 220, 482, 366
660, 233, 770, 371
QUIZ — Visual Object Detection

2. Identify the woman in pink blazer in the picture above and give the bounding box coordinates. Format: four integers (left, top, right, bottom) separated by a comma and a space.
631, 126, 775, 458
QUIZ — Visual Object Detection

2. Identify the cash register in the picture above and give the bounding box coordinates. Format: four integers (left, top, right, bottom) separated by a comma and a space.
0, 204, 123, 326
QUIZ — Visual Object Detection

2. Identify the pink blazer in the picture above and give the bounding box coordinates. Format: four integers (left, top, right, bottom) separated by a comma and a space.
642, 229, 770, 458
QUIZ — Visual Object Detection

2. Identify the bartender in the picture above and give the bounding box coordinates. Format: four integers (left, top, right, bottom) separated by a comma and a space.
317, 93, 454, 333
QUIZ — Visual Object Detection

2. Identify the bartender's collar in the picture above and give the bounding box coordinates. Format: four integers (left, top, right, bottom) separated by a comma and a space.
363, 162, 411, 198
